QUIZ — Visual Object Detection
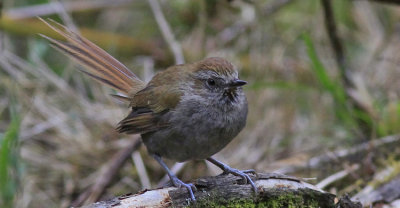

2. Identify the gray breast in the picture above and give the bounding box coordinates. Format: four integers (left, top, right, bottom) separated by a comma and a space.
141, 91, 248, 162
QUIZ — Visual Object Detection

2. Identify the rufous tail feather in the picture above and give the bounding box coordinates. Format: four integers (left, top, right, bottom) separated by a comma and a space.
39, 18, 145, 96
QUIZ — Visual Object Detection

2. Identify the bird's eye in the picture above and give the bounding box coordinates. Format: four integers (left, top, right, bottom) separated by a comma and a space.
207, 78, 216, 86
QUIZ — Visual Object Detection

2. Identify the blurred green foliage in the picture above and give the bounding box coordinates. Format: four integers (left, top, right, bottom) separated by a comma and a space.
303, 34, 357, 131
0, 107, 21, 208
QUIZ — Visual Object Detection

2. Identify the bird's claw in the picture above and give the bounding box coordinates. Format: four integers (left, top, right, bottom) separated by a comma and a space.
171, 176, 197, 201
223, 167, 258, 194
242, 169, 258, 176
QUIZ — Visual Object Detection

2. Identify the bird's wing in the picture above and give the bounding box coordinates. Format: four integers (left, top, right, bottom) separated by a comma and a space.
116, 107, 169, 134
117, 68, 183, 134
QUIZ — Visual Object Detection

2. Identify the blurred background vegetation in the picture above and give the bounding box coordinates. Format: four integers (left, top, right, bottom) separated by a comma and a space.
1, 0, 400, 207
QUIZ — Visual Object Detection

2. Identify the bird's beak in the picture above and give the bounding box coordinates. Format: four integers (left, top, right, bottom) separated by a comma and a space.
229, 79, 247, 88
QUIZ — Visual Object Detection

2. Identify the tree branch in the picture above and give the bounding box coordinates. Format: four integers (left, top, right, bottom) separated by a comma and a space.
82, 173, 341, 207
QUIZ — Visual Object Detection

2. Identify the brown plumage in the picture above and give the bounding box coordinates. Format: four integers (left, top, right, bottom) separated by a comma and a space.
195, 57, 236, 76
39, 18, 145, 96
40, 18, 187, 135
41, 18, 256, 201
39, 18, 246, 138
39, 18, 159, 135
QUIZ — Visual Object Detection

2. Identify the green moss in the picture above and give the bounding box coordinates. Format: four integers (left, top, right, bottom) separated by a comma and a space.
188, 189, 334, 208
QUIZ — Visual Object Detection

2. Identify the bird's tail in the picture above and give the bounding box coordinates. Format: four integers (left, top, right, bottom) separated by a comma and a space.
39, 18, 145, 97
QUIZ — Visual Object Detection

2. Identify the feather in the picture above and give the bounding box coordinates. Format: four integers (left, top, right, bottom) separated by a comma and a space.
39, 17, 145, 95
110, 94, 131, 102
40, 18, 173, 135
116, 108, 168, 134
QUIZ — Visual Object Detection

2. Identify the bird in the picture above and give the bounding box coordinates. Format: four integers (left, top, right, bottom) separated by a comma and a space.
39, 18, 257, 201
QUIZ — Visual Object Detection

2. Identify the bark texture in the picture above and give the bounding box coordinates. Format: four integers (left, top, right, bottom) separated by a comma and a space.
83, 173, 340, 208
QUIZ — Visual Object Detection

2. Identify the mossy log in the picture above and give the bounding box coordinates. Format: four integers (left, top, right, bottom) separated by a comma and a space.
83, 173, 339, 207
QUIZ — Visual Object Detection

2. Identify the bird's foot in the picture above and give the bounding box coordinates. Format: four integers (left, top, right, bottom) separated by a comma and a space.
221, 166, 258, 194
152, 154, 197, 201
170, 175, 197, 201
207, 157, 258, 194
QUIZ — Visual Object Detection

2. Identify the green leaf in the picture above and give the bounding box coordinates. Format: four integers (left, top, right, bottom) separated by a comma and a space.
302, 33, 356, 130
0, 108, 21, 208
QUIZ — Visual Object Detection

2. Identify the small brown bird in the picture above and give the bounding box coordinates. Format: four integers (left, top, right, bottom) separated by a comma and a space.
40, 18, 257, 201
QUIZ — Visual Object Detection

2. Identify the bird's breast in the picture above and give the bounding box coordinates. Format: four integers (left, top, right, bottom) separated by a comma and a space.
141, 93, 248, 161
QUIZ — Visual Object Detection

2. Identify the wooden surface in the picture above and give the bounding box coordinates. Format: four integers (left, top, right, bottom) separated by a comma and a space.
83, 173, 339, 208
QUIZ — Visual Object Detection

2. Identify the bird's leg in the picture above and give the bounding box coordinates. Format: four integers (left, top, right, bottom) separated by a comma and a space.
152, 154, 197, 201
207, 157, 258, 194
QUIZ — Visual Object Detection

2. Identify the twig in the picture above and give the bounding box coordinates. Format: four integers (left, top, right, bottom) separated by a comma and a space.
71, 137, 142, 207
364, 0, 400, 5
0, 53, 28, 83
0, 18, 164, 59
309, 134, 399, 167
20, 116, 66, 140
4, 50, 86, 103
50, 0, 80, 34
316, 164, 360, 189
321, 0, 352, 88
0, 31, 3, 54
4, 0, 135, 19
352, 166, 400, 205
277, 134, 400, 174
132, 151, 151, 189
262, 0, 296, 16
148, 0, 185, 65
219, 0, 294, 46
321, 0, 377, 138
0, 1, 3, 17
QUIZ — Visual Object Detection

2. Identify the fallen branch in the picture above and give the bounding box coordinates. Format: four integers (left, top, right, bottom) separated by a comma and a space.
353, 170, 400, 206
316, 164, 360, 189
82, 173, 338, 207
275, 134, 400, 174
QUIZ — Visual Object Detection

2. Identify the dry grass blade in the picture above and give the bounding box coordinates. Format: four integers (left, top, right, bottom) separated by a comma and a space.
148, 0, 184, 65
132, 151, 151, 189
72, 137, 141, 206
5, 0, 135, 19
